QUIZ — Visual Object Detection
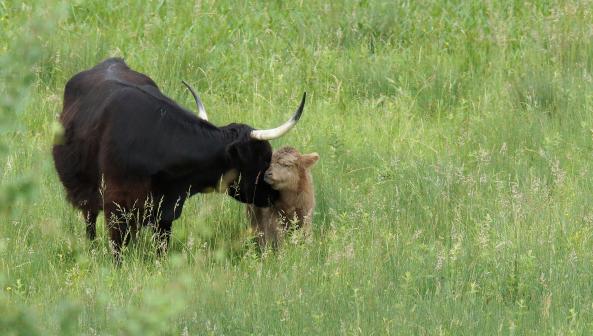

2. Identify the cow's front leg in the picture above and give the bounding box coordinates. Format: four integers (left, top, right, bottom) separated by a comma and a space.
151, 194, 186, 256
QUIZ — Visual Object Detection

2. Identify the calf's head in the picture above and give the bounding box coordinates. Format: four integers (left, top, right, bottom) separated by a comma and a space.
264, 146, 319, 192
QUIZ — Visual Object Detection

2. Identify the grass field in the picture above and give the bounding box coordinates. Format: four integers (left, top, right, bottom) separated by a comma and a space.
3, 0, 593, 334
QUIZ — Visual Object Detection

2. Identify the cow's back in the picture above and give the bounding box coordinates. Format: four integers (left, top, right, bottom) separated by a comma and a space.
63, 58, 157, 115
54, 58, 158, 209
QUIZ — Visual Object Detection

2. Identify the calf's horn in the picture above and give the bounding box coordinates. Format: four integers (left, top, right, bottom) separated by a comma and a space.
182, 80, 208, 121
250, 92, 306, 141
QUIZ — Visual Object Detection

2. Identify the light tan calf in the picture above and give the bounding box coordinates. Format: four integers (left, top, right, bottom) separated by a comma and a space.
247, 146, 319, 248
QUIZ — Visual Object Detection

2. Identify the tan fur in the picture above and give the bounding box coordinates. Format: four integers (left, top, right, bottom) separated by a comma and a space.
247, 146, 319, 248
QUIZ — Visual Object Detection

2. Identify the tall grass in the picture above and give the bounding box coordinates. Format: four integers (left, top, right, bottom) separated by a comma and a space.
3, 0, 593, 334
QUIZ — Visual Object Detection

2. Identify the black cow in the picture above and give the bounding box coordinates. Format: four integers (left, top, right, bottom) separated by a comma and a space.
52, 58, 305, 258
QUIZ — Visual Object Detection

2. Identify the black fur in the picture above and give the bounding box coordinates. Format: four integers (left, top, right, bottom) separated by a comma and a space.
52, 58, 279, 258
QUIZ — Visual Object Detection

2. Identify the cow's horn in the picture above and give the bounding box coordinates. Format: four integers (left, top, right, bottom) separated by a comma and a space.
182, 80, 208, 121
250, 92, 306, 141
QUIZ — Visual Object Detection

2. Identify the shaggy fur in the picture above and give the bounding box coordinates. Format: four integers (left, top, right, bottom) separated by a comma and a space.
247, 146, 319, 248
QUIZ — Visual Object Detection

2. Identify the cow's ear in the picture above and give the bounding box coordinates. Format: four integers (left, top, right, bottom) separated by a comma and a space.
300, 152, 319, 168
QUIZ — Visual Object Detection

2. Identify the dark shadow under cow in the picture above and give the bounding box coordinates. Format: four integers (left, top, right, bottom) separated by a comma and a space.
52, 58, 305, 260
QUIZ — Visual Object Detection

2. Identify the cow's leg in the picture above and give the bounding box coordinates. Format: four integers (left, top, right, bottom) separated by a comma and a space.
53, 144, 102, 240
103, 178, 150, 261
84, 209, 98, 240
81, 194, 101, 240
151, 194, 185, 255
104, 203, 132, 261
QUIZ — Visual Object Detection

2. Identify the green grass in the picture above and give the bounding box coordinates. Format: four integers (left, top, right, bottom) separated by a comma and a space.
3, 0, 593, 334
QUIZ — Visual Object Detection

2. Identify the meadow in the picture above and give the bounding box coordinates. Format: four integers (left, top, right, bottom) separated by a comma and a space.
2, 0, 593, 334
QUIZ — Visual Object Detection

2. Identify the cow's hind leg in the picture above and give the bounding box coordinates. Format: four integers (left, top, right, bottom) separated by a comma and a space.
103, 178, 150, 261
84, 209, 99, 240
81, 194, 101, 240
104, 202, 132, 262
53, 144, 102, 240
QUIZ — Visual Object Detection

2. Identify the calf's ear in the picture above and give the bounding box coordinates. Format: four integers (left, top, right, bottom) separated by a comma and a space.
300, 153, 319, 168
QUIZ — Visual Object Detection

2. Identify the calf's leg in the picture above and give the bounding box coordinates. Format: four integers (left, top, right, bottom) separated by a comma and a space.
247, 205, 282, 249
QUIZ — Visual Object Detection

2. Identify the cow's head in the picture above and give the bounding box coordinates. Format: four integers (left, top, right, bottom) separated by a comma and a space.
183, 82, 306, 207
226, 93, 306, 206
224, 135, 278, 206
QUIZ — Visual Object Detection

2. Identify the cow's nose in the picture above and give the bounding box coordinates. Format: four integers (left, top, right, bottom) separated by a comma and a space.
264, 170, 272, 179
